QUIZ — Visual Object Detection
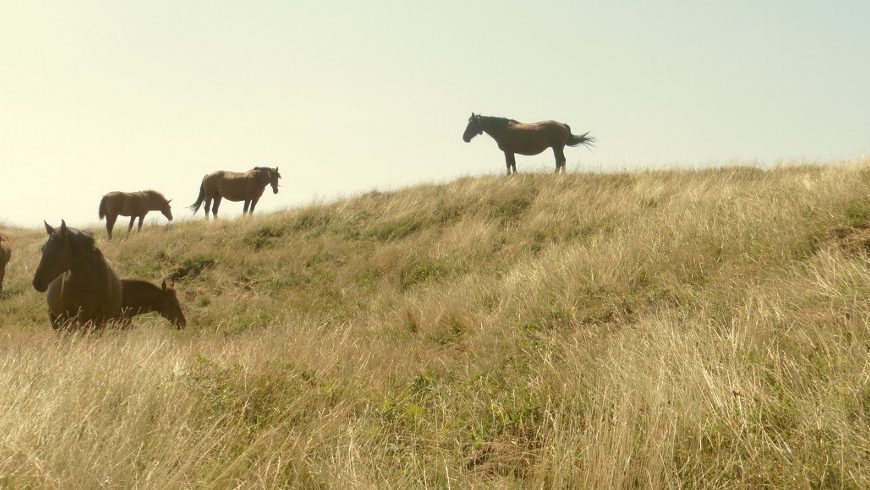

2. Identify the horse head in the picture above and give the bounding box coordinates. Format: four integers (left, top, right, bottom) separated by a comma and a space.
32, 220, 95, 292
160, 279, 186, 328
462, 113, 483, 143
269, 167, 281, 194
253, 167, 281, 194
161, 198, 174, 221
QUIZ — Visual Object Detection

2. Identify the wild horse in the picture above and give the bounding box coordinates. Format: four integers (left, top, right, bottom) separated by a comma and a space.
32, 221, 123, 329
462, 113, 594, 174
0, 233, 10, 293
120, 278, 186, 329
190, 167, 281, 219
99, 190, 173, 239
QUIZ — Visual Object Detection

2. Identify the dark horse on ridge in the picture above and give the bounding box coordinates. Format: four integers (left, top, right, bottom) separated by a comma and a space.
32, 221, 123, 329
462, 113, 594, 174
190, 167, 281, 219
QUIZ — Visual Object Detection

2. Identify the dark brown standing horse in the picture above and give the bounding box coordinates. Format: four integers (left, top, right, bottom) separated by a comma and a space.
120, 278, 186, 329
99, 190, 173, 239
190, 167, 281, 219
462, 113, 594, 174
32, 221, 123, 329
0, 233, 11, 293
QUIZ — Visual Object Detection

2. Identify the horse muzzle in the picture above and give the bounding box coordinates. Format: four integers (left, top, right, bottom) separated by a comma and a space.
32, 277, 48, 292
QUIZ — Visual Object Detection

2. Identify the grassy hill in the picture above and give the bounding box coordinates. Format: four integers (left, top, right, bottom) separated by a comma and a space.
1, 161, 870, 487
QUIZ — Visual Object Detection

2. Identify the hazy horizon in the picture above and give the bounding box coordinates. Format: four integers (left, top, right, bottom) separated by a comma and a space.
2, 1, 869, 228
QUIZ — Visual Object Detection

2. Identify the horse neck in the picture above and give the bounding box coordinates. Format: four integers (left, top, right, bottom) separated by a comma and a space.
131, 287, 164, 314
252, 170, 270, 186
66, 250, 109, 288
146, 193, 166, 211
480, 116, 509, 140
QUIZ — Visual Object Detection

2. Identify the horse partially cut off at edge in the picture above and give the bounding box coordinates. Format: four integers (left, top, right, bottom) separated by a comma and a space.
190, 167, 281, 219
0, 233, 11, 293
462, 113, 594, 175
120, 278, 186, 329
99, 190, 173, 239
32, 221, 123, 330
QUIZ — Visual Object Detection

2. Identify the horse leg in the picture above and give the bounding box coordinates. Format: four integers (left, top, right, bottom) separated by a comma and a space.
504, 152, 517, 175
204, 197, 212, 220
243, 200, 250, 214
106, 213, 117, 239
249, 197, 260, 214
127, 216, 136, 235
212, 196, 222, 219
137, 215, 144, 232
553, 146, 567, 175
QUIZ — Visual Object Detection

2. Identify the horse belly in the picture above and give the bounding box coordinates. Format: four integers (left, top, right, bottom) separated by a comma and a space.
499, 128, 550, 155
217, 182, 253, 202
500, 139, 548, 156
120, 199, 147, 216
105, 196, 141, 217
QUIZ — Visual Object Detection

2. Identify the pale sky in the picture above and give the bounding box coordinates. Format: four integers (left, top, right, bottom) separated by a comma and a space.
2, 1, 868, 228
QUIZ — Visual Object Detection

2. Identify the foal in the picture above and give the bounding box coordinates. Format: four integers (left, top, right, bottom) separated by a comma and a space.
120, 278, 186, 329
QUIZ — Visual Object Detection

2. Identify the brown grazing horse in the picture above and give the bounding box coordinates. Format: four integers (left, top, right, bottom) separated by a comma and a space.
120, 278, 186, 329
32, 221, 123, 329
99, 190, 173, 239
190, 167, 281, 219
462, 113, 594, 175
0, 233, 11, 293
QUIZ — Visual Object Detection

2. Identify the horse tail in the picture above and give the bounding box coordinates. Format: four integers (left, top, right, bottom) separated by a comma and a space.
565, 124, 596, 148
189, 182, 206, 214
98, 195, 108, 220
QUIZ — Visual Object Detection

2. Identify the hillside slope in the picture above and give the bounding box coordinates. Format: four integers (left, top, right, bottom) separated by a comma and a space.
1, 161, 870, 487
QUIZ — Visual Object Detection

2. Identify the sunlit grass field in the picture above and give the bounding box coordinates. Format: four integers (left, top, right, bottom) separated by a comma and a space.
1, 160, 869, 487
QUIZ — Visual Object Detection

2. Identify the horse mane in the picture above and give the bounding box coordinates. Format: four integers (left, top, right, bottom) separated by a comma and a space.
68, 228, 97, 252
252, 167, 273, 173
481, 116, 514, 131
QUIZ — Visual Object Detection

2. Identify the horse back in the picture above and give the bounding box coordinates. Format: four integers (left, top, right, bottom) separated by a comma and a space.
102, 191, 139, 216
206, 170, 264, 201
120, 279, 161, 314
497, 120, 569, 155
103, 191, 164, 216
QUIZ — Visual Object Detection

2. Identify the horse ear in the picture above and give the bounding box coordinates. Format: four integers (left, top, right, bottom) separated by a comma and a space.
167, 199, 172, 204
60, 220, 68, 236
44, 221, 55, 235
161, 279, 167, 292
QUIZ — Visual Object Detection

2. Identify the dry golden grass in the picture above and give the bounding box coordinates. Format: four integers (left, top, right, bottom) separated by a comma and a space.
1, 160, 870, 487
